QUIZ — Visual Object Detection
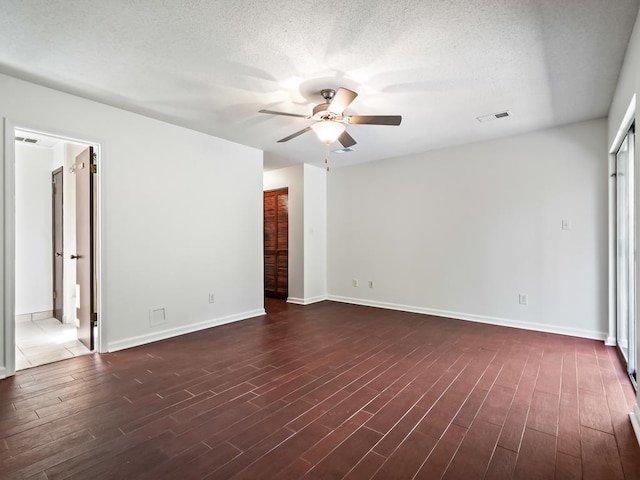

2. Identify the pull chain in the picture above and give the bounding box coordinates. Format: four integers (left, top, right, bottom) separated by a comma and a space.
325, 143, 330, 172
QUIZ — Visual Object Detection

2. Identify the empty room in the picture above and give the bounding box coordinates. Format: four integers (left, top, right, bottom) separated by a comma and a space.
1, 1, 640, 479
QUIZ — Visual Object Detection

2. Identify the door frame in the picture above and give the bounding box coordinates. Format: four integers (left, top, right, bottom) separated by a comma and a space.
613, 126, 636, 374
608, 95, 637, 387
3, 120, 104, 378
263, 187, 289, 300
52, 166, 64, 322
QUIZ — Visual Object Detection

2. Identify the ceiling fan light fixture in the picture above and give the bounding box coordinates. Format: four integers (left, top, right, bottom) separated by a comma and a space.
311, 120, 345, 144
260, 86, 401, 146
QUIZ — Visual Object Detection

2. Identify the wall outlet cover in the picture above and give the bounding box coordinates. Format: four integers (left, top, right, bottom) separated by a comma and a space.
149, 306, 166, 326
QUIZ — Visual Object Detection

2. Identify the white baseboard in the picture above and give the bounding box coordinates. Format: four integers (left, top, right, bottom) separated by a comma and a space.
630, 404, 640, 447
0, 367, 6, 380
606, 336, 617, 346
327, 295, 607, 341
287, 295, 327, 305
107, 308, 266, 353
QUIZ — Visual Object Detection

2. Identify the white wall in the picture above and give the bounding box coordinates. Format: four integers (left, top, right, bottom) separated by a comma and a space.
1, 73, 264, 376
303, 164, 327, 302
328, 118, 608, 339
264, 165, 304, 301
608, 8, 640, 441
14, 143, 55, 315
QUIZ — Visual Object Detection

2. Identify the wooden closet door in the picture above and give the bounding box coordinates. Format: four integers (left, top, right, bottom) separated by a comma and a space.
264, 189, 288, 299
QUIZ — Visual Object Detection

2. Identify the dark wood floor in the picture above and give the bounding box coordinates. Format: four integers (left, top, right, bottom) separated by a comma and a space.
1, 299, 639, 479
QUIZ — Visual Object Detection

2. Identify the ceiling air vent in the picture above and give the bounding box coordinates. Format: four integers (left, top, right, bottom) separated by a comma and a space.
15, 136, 38, 144
333, 147, 355, 154
477, 110, 511, 123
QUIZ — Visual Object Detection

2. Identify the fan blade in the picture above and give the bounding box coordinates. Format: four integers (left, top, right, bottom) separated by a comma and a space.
348, 115, 402, 126
328, 87, 358, 114
277, 126, 312, 143
259, 109, 308, 118
338, 130, 357, 148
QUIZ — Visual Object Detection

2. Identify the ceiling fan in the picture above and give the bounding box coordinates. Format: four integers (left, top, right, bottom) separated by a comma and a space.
259, 87, 402, 148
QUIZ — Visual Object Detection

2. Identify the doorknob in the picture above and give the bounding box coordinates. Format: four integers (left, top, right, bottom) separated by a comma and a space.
70, 254, 80, 260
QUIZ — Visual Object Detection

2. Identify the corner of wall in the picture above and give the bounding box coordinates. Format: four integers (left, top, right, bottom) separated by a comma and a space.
2, 117, 16, 377
0, 120, 4, 378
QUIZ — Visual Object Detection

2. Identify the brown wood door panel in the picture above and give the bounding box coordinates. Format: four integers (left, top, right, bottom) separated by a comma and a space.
264, 254, 276, 294
277, 197, 287, 231
276, 253, 288, 297
264, 189, 288, 299
264, 201, 276, 250
52, 167, 63, 322
75, 147, 95, 350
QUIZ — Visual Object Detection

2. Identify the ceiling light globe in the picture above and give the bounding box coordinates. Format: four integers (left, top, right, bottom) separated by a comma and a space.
311, 120, 345, 144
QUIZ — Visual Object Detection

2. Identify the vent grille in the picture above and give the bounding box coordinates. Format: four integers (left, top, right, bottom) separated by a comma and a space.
477, 110, 511, 123
15, 136, 38, 144
333, 147, 355, 154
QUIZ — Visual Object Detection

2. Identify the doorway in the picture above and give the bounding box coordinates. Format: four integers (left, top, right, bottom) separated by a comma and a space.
264, 188, 288, 299
614, 124, 636, 386
13, 128, 99, 370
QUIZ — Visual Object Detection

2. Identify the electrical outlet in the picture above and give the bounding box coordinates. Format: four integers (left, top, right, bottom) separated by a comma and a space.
352, 279, 359, 287
562, 219, 571, 230
209, 293, 216, 303
369, 280, 374, 288
518, 294, 528, 305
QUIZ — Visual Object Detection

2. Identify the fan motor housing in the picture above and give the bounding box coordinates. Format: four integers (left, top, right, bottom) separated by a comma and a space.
312, 102, 343, 121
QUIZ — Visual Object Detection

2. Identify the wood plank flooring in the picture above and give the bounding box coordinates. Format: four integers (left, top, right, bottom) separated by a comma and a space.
1, 299, 639, 479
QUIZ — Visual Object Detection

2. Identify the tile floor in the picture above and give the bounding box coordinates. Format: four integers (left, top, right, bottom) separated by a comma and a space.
15, 317, 92, 370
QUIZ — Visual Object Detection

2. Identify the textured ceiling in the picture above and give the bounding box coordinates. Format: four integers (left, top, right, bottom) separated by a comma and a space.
1, 0, 638, 170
